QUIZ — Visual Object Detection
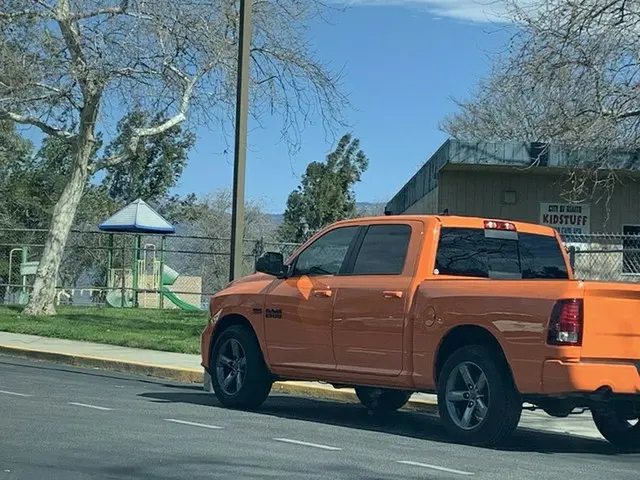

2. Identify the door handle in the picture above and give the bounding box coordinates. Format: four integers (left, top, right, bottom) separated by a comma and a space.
383, 290, 403, 299
313, 289, 332, 297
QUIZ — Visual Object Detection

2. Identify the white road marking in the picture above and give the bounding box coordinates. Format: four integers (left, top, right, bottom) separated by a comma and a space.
397, 461, 474, 476
273, 438, 342, 451
68, 402, 113, 411
0, 389, 32, 397
164, 419, 223, 430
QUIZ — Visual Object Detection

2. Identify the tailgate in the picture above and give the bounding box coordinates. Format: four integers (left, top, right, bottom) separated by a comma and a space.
581, 282, 640, 360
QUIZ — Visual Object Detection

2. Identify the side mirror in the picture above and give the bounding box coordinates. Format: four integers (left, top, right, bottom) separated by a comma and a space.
255, 251, 286, 277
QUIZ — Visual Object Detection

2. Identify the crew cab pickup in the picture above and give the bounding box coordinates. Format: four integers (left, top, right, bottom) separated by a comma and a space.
201, 215, 640, 448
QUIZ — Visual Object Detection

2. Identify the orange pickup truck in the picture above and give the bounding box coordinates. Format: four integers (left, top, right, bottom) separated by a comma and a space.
201, 215, 640, 448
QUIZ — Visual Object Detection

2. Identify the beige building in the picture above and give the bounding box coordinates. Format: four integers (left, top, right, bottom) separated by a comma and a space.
385, 140, 640, 282
385, 140, 640, 235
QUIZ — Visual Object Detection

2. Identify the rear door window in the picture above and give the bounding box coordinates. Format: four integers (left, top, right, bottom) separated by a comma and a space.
435, 227, 569, 279
351, 224, 412, 275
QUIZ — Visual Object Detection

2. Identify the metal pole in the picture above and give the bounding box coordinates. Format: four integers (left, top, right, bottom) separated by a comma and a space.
159, 236, 166, 310
106, 233, 113, 290
229, 0, 253, 282
133, 235, 141, 307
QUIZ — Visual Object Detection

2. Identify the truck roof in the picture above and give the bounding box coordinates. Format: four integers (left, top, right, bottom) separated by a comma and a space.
335, 214, 559, 237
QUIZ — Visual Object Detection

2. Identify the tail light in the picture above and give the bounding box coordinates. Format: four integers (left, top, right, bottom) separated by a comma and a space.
484, 220, 517, 231
547, 299, 583, 346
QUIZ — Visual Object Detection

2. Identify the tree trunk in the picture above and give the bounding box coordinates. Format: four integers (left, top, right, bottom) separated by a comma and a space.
23, 99, 100, 316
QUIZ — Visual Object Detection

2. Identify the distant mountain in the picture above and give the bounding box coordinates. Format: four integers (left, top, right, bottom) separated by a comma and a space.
267, 212, 284, 225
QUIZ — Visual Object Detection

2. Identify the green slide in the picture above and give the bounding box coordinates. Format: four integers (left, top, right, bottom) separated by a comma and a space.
106, 289, 133, 308
160, 286, 200, 311
160, 265, 200, 311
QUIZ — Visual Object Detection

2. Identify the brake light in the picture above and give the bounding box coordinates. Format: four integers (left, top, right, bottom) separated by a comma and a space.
484, 220, 516, 231
547, 299, 583, 346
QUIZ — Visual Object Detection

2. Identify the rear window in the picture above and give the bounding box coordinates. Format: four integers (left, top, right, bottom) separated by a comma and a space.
435, 227, 569, 279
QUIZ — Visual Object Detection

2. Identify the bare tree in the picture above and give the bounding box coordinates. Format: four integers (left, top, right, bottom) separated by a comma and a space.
0, 0, 347, 315
442, 0, 640, 202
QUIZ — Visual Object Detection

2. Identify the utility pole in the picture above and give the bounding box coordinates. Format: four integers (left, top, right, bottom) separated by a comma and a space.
229, 0, 253, 282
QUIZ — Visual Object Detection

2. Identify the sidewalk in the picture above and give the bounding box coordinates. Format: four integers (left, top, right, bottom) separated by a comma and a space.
0, 331, 604, 441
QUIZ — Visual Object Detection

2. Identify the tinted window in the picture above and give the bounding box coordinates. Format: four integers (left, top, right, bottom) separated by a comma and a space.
293, 226, 358, 276
352, 224, 412, 275
435, 228, 568, 279
519, 233, 570, 279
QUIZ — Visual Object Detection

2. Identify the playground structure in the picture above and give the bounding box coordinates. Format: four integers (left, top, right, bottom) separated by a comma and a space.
5, 246, 101, 305
6, 247, 39, 305
100, 198, 202, 311
106, 242, 201, 310
3, 199, 203, 310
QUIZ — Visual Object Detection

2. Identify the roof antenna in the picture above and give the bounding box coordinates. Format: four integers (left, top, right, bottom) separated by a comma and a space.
440, 208, 449, 216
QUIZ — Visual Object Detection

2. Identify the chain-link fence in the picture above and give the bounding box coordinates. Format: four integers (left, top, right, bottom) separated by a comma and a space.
563, 233, 640, 283
0, 228, 301, 309
1, 228, 639, 309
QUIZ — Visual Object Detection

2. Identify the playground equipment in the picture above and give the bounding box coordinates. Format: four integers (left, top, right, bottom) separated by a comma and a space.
6, 247, 39, 305
100, 198, 202, 311
3, 199, 203, 309
6, 246, 104, 306
105, 244, 201, 311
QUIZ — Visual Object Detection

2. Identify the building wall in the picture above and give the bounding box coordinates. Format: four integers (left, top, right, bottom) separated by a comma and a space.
404, 187, 439, 215
436, 168, 640, 233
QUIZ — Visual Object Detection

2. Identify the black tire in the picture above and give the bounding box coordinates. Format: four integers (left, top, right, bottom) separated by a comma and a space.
437, 345, 522, 447
210, 324, 272, 410
355, 387, 412, 412
592, 405, 640, 451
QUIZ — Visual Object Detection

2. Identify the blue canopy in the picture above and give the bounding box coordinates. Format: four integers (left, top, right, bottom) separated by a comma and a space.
98, 199, 175, 234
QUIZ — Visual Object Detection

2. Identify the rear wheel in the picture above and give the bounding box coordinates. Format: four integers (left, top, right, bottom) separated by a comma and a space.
355, 387, 411, 412
210, 325, 272, 410
437, 345, 522, 447
592, 405, 640, 451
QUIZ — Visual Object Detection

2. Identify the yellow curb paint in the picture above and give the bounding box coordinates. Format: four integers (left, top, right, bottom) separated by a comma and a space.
0, 344, 438, 414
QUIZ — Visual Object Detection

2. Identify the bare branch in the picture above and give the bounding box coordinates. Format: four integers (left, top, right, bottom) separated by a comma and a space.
54, 0, 90, 91
91, 63, 211, 172
0, 9, 43, 20
0, 110, 72, 138
68, 1, 130, 21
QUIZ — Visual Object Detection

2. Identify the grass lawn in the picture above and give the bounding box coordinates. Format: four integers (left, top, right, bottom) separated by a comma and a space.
0, 305, 208, 354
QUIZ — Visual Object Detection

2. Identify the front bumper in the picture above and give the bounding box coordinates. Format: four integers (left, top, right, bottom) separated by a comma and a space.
542, 359, 640, 395
203, 368, 214, 393
200, 321, 214, 369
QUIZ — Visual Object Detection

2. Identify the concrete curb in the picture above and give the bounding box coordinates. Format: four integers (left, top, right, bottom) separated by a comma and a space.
0, 344, 438, 414
0, 345, 203, 384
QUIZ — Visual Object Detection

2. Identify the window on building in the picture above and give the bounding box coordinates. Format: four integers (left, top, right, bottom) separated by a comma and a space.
351, 224, 412, 275
622, 225, 640, 275
435, 228, 569, 279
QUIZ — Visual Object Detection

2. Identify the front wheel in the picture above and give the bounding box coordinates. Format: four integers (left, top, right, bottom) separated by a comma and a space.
210, 325, 272, 410
592, 405, 640, 451
437, 345, 522, 447
355, 387, 411, 412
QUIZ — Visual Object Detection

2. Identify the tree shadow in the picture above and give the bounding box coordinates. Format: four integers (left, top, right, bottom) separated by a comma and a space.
137, 389, 635, 456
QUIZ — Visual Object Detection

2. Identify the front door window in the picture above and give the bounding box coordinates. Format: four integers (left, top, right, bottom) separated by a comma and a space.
293, 226, 359, 276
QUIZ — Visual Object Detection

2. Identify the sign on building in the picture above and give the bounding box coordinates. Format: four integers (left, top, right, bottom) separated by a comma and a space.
539, 202, 591, 234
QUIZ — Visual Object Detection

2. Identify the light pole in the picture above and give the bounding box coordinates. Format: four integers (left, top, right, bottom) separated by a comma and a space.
229, 0, 253, 282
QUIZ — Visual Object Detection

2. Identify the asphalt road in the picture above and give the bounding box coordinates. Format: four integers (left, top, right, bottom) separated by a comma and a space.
0, 355, 638, 480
